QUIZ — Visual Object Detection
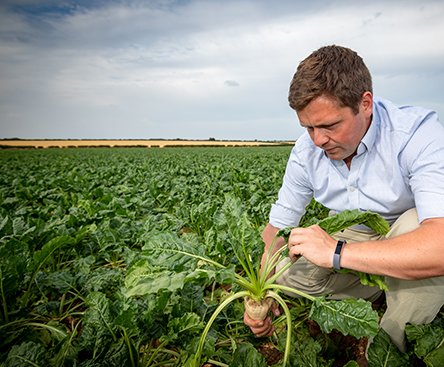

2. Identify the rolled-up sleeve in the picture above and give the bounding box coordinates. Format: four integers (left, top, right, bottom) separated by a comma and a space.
401, 111, 444, 223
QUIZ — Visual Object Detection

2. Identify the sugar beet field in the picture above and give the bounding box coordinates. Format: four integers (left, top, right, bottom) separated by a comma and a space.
1, 147, 443, 367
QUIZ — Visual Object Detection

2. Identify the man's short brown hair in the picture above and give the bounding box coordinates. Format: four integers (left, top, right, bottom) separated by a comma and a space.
288, 45, 373, 115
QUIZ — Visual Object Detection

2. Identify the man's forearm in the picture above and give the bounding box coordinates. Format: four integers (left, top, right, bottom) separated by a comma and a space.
340, 218, 444, 280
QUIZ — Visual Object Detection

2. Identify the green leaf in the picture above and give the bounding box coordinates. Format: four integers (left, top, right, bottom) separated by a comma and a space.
72, 255, 96, 275
77, 199, 97, 218
316, 209, 390, 235
0, 215, 13, 237
100, 338, 131, 367
84, 268, 124, 299
276, 324, 328, 367
367, 328, 410, 366
353, 271, 388, 291
50, 321, 81, 367
178, 283, 209, 319
35, 301, 60, 316
184, 335, 217, 361
141, 232, 208, 272
28, 236, 76, 275
277, 209, 390, 242
84, 292, 117, 341
222, 194, 264, 274
124, 266, 189, 297
405, 318, 444, 366
229, 342, 267, 367
46, 270, 76, 294
74, 223, 97, 243
309, 296, 379, 339
0, 238, 29, 299
114, 308, 139, 338
5, 341, 46, 367
166, 312, 204, 341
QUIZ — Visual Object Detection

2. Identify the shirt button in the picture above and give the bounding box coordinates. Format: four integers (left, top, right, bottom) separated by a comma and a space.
350, 187, 355, 192
338, 162, 343, 167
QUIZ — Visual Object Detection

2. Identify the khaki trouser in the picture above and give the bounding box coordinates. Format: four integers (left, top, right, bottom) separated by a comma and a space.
275, 208, 444, 352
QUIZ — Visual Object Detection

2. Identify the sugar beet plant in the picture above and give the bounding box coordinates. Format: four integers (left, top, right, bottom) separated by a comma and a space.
126, 193, 391, 366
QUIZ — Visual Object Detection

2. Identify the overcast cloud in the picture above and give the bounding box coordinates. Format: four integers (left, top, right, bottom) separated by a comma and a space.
0, 0, 443, 141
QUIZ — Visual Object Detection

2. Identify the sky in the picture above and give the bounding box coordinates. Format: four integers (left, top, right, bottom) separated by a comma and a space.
0, 0, 443, 141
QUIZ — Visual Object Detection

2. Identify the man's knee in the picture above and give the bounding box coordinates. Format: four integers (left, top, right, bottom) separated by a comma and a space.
386, 208, 419, 239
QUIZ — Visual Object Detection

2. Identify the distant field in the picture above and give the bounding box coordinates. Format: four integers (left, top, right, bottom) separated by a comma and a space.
0, 139, 294, 148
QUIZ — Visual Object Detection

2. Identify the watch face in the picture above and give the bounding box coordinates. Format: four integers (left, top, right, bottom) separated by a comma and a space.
333, 240, 346, 271
335, 240, 345, 254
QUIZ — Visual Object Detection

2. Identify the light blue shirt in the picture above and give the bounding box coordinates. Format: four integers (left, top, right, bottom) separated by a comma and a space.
270, 97, 444, 229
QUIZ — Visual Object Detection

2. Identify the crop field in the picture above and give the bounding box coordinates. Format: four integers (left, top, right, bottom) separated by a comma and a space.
0, 147, 443, 367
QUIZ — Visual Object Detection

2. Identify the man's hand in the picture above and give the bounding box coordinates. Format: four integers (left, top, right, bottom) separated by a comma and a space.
243, 302, 280, 337
288, 224, 337, 268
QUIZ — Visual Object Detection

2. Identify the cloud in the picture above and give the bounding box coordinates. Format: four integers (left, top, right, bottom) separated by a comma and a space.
224, 80, 239, 87
0, 0, 443, 140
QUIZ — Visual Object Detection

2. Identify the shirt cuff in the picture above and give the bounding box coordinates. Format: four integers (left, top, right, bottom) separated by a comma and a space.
269, 203, 302, 229
415, 191, 444, 223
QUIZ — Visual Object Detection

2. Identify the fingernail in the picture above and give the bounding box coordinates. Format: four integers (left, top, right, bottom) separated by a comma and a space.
258, 322, 263, 327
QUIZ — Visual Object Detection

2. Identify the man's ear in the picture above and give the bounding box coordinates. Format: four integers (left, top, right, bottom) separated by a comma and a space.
361, 91, 373, 118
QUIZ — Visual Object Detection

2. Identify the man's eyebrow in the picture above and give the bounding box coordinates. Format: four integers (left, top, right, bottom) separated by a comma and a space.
300, 119, 342, 128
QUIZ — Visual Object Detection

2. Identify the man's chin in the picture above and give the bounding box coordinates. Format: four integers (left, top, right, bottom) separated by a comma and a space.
325, 151, 341, 160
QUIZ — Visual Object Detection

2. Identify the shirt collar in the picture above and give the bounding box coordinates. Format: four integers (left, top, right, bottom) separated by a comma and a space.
359, 110, 378, 154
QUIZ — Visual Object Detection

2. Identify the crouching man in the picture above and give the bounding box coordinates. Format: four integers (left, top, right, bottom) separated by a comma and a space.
244, 45, 444, 361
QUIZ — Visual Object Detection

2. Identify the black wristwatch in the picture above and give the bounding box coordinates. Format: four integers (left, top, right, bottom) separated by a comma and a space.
333, 239, 346, 271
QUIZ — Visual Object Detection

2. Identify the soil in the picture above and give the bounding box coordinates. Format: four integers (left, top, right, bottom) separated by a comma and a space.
306, 319, 368, 366
257, 342, 284, 365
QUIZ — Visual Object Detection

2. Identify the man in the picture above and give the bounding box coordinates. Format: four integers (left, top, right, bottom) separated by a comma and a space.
244, 45, 444, 357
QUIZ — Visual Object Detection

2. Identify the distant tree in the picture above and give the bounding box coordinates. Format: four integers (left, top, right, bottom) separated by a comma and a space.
209, 137, 216, 141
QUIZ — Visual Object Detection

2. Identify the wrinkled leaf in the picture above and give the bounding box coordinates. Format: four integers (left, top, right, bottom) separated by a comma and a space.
0, 238, 29, 298
35, 301, 60, 316
277, 326, 328, 367
367, 328, 410, 366
166, 312, 204, 341
141, 232, 208, 272
222, 194, 264, 274
124, 267, 189, 297
405, 318, 444, 366
277, 209, 390, 242
5, 341, 46, 367
309, 296, 379, 339
229, 342, 267, 367
84, 291, 117, 341
50, 321, 81, 367
316, 209, 390, 235
28, 236, 76, 275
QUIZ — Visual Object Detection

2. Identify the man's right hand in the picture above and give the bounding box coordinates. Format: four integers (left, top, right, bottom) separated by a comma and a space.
243, 301, 280, 337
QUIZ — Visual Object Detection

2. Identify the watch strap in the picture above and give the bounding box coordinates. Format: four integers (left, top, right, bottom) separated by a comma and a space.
333, 239, 346, 271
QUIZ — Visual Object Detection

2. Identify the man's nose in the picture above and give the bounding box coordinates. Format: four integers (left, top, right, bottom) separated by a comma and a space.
313, 128, 329, 147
